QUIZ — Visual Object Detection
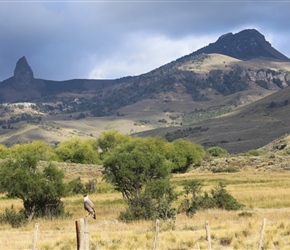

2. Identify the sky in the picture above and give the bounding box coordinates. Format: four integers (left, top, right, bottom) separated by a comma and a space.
0, 0, 289, 81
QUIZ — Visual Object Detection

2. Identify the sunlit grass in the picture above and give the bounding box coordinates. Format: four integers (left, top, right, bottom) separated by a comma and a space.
2, 169, 290, 249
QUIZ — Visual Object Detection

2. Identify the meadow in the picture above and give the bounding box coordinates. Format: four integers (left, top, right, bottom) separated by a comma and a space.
1, 163, 290, 250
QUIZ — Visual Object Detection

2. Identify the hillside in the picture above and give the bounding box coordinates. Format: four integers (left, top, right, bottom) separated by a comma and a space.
0, 29, 290, 153
136, 85, 290, 154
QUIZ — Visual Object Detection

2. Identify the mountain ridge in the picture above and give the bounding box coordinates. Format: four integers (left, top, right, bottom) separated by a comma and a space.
1, 29, 289, 106
179, 29, 290, 62
1, 28, 290, 153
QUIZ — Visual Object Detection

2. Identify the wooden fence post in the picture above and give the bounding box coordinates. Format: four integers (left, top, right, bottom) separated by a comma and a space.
258, 218, 266, 250
76, 218, 90, 250
196, 242, 200, 250
31, 223, 39, 250
205, 220, 212, 250
153, 219, 160, 250
84, 216, 90, 250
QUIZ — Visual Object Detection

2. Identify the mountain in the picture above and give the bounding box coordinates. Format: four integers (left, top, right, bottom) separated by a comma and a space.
0, 56, 117, 103
181, 29, 290, 61
1, 29, 290, 153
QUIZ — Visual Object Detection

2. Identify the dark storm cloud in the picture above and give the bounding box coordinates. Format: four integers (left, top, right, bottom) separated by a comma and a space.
0, 1, 289, 81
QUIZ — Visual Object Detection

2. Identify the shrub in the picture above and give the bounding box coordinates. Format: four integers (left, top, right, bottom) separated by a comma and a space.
55, 138, 100, 164
68, 178, 97, 195
166, 139, 205, 173
246, 149, 264, 156
212, 166, 239, 173
0, 205, 27, 228
84, 179, 97, 193
119, 197, 155, 221
220, 236, 232, 246
211, 182, 244, 210
180, 181, 244, 217
197, 192, 217, 209
179, 180, 216, 217
68, 177, 85, 194
238, 211, 252, 217
206, 146, 227, 157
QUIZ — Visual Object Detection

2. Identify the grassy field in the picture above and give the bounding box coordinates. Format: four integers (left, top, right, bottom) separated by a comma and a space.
1, 164, 290, 249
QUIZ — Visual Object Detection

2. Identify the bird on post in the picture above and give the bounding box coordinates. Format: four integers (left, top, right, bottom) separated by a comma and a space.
83, 194, 96, 219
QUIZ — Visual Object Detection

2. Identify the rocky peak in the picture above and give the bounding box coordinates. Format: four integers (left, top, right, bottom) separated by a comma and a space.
187, 29, 290, 62
13, 56, 34, 85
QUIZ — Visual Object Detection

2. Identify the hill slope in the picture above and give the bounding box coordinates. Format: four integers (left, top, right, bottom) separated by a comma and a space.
136, 85, 290, 154
0, 29, 290, 153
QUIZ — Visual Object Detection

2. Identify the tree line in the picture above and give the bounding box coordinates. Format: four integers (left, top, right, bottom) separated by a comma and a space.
0, 131, 241, 226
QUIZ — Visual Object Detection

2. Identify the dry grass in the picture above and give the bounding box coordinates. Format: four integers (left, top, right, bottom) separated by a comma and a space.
2, 168, 290, 249
178, 53, 242, 72
178, 53, 290, 73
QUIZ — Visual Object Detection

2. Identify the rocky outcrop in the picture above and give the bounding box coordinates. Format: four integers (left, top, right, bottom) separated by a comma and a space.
247, 69, 289, 89
182, 29, 290, 62
13, 56, 34, 85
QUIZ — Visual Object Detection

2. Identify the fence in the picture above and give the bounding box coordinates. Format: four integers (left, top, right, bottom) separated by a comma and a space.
29, 217, 267, 250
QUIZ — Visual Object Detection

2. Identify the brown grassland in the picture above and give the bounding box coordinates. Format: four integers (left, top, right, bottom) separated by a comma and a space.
1, 161, 290, 250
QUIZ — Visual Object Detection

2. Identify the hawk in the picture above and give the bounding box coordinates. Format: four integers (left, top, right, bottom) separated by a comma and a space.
83, 194, 96, 219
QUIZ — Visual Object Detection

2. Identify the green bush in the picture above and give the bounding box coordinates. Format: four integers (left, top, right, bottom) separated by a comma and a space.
180, 181, 244, 217
68, 177, 85, 194
179, 180, 216, 217
248, 150, 260, 156
166, 139, 205, 173
238, 211, 252, 217
0, 205, 27, 228
220, 236, 233, 246
211, 182, 244, 210
55, 138, 100, 164
197, 192, 217, 209
68, 178, 97, 195
212, 166, 239, 173
85, 179, 97, 193
119, 197, 155, 221
206, 146, 227, 157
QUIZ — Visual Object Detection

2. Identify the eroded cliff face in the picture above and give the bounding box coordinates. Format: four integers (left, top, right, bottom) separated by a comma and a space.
247, 69, 289, 89
190, 65, 289, 93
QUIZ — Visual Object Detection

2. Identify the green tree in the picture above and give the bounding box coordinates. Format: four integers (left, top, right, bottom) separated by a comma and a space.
103, 137, 176, 220
0, 144, 9, 159
97, 130, 131, 158
0, 155, 68, 220
166, 139, 205, 173
55, 138, 100, 164
9, 140, 56, 161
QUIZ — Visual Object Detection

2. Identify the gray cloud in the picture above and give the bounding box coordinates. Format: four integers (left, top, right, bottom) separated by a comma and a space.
0, 1, 289, 81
